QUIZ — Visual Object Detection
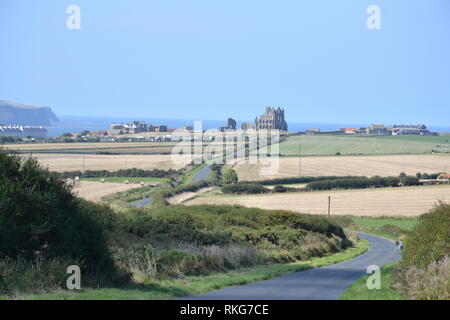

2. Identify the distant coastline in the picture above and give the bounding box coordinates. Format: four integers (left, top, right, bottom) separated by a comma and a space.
45, 116, 450, 137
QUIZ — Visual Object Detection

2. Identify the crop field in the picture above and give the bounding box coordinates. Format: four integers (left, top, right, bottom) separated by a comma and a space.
72, 181, 143, 201
268, 134, 450, 156
233, 154, 450, 180
5, 141, 247, 155
184, 185, 450, 217
29, 153, 190, 172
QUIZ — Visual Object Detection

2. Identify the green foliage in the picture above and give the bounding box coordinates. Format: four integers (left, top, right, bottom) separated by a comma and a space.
111, 205, 349, 279
222, 168, 238, 184
400, 175, 421, 186
401, 203, 450, 269
0, 149, 123, 294
256, 176, 362, 186
222, 183, 269, 194
273, 185, 288, 193
57, 168, 180, 179
304, 176, 418, 191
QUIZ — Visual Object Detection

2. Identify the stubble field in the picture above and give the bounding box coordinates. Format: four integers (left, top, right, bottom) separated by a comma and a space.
233, 154, 450, 180
185, 185, 450, 217
30, 153, 190, 172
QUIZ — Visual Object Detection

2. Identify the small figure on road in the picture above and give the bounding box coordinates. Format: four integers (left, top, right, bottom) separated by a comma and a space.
399, 241, 404, 251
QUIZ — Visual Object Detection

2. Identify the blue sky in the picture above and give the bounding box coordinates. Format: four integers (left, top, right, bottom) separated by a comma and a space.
1, 0, 449, 125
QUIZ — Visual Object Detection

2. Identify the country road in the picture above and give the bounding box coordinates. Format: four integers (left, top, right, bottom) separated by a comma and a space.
182, 233, 401, 300
131, 164, 212, 208
192, 164, 211, 183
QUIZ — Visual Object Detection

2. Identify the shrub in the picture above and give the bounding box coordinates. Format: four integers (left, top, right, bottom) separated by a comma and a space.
273, 185, 288, 193
0, 150, 120, 288
400, 176, 421, 186
401, 202, 450, 269
394, 256, 450, 300
222, 168, 238, 184
222, 183, 269, 194
305, 176, 402, 191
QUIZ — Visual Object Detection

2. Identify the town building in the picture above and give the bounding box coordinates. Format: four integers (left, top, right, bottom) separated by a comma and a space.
241, 107, 288, 131
219, 118, 237, 132
107, 121, 168, 135
0, 125, 47, 138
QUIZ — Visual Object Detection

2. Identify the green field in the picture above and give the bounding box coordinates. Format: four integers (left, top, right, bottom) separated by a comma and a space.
273, 135, 450, 156
353, 218, 418, 231
81, 177, 168, 183
340, 262, 404, 300
332, 216, 419, 240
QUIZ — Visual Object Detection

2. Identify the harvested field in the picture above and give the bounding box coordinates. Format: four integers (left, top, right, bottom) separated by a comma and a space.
30, 153, 190, 172
72, 181, 142, 201
184, 185, 450, 217
7, 141, 246, 155
234, 155, 450, 180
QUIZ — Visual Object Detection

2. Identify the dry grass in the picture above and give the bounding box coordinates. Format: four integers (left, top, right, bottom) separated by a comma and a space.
185, 185, 450, 217
72, 181, 143, 201
234, 155, 450, 180
28, 153, 190, 172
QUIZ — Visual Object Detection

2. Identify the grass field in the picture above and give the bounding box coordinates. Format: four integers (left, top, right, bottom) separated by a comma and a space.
234, 154, 450, 180
185, 185, 450, 217
340, 262, 403, 300
272, 135, 450, 156
353, 218, 417, 231
17, 239, 368, 300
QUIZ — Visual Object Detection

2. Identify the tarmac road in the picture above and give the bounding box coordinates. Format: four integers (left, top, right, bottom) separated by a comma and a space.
182, 233, 401, 300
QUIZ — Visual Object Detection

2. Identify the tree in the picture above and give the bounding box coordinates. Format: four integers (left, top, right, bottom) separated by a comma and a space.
222, 168, 238, 184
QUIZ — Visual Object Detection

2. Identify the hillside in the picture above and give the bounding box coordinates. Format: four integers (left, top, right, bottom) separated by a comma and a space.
0, 100, 59, 125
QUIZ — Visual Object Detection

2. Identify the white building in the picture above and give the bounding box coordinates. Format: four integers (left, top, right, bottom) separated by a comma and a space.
0, 125, 47, 138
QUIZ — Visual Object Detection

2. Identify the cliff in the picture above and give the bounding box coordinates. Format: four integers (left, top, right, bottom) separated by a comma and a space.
0, 100, 59, 126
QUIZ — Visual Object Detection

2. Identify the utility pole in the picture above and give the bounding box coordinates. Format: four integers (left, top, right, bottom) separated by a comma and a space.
327, 196, 331, 218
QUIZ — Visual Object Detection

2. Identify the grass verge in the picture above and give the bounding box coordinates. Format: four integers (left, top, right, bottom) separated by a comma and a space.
339, 262, 404, 300
16, 239, 369, 300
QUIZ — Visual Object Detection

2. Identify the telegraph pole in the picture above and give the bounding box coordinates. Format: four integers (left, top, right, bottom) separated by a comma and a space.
328, 196, 331, 218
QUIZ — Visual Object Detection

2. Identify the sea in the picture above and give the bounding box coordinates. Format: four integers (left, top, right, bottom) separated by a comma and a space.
45, 116, 450, 137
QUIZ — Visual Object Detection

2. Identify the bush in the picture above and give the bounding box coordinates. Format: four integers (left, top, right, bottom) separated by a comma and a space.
273, 185, 288, 193
57, 168, 180, 179
400, 176, 421, 186
256, 176, 362, 186
0, 150, 121, 293
305, 176, 402, 191
222, 183, 269, 194
401, 202, 450, 269
394, 256, 450, 300
222, 168, 238, 184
